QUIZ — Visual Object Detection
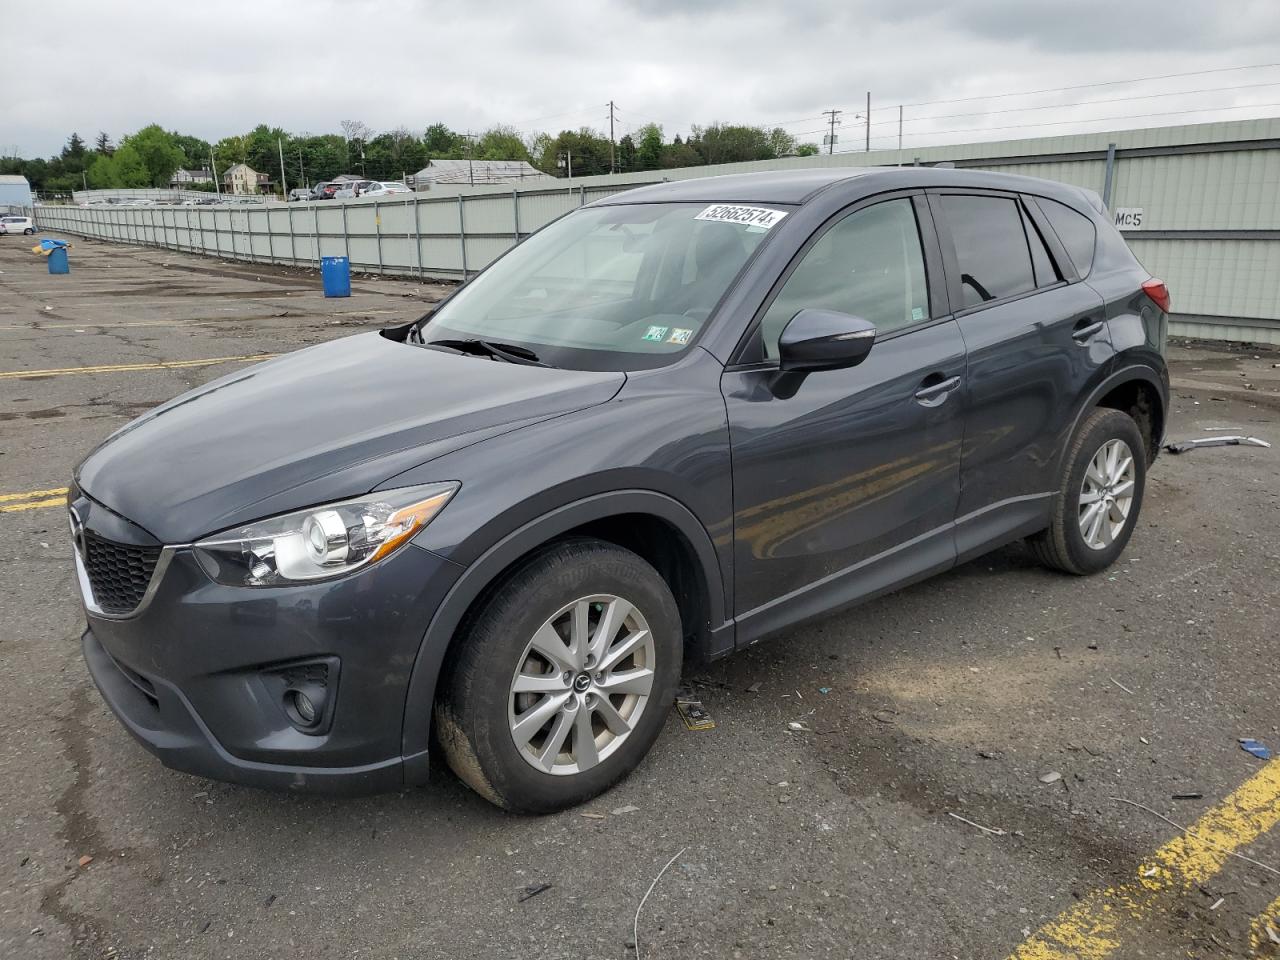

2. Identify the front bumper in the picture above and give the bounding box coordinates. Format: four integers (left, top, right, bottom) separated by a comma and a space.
80, 539, 462, 795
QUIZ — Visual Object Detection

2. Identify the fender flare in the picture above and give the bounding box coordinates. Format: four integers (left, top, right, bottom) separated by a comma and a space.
399, 489, 727, 783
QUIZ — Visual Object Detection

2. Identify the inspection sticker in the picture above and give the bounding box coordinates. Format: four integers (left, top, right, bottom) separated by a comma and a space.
667, 328, 692, 345
694, 204, 788, 230
642, 325, 669, 342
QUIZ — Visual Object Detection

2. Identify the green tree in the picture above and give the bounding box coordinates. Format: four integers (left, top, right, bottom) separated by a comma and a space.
366, 127, 427, 180
535, 128, 612, 177
94, 131, 114, 156
121, 125, 186, 186
795, 143, 820, 157
111, 144, 151, 187
62, 133, 87, 160
423, 123, 465, 158
172, 132, 212, 170
617, 134, 636, 172
636, 123, 663, 171
474, 125, 531, 162
86, 153, 118, 188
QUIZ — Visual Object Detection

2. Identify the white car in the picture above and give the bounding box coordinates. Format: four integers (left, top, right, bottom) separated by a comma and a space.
0, 215, 35, 235
360, 181, 413, 197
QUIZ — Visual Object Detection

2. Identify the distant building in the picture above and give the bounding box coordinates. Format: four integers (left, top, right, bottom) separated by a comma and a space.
171, 168, 213, 186
330, 173, 365, 183
222, 163, 271, 195
410, 159, 551, 187
0, 174, 33, 211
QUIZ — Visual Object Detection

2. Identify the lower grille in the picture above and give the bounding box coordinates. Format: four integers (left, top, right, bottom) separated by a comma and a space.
82, 532, 161, 615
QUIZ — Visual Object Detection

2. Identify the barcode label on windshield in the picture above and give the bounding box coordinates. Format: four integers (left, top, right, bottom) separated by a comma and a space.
694, 204, 788, 230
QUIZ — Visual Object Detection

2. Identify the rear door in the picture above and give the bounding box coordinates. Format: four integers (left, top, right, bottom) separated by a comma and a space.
722, 193, 967, 644
928, 189, 1111, 560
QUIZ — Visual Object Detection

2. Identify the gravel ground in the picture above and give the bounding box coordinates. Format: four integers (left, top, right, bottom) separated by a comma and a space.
1, 236, 1279, 960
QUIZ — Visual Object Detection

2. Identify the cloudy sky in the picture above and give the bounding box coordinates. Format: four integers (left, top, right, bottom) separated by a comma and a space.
6, 0, 1280, 159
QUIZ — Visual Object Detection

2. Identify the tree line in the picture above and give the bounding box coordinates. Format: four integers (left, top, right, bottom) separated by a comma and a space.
1, 121, 820, 196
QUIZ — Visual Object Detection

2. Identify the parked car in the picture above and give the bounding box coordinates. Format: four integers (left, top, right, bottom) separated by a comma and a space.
333, 179, 375, 199
0, 215, 35, 235
71, 168, 1169, 813
288, 188, 312, 202
309, 181, 340, 201
360, 181, 413, 198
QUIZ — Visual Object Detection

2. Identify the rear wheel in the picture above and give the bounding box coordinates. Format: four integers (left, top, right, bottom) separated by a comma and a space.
434, 539, 682, 813
1030, 407, 1146, 575
24, 227, 34, 235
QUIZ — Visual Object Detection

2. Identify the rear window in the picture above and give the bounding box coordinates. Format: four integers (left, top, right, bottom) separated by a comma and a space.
1038, 198, 1097, 277
941, 195, 1036, 308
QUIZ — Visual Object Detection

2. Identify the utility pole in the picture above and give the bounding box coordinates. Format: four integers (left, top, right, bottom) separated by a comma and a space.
82, 171, 88, 191
210, 146, 221, 195
608, 100, 617, 173
865, 92, 871, 152
297, 148, 306, 189
278, 137, 288, 198
822, 109, 842, 155
898, 104, 903, 153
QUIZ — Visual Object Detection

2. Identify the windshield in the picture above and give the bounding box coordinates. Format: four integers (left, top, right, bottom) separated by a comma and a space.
418, 201, 786, 371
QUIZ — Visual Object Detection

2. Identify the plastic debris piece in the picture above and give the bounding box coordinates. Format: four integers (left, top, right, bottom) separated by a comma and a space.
518, 882, 552, 903
1172, 793, 1203, 800
1165, 435, 1271, 454
612, 804, 640, 815
818, 687, 832, 694
1039, 771, 1063, 784
1239, 738, 1272, 761
675, 699, 715, 731
745, 682, 762, 693
77, 855, 93, 868
1209, 897, 1225, 911
948, 812, 1007, 836
580, 812, 606, 820
787, 721, 810, 732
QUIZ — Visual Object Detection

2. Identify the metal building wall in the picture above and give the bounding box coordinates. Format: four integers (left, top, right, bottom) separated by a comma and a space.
34, 117, 1280, 344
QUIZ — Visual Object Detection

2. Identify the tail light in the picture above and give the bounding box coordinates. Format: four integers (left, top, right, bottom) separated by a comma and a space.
1142, 278, 1171, 314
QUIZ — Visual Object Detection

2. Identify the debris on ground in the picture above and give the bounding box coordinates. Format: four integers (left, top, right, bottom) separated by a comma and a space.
580, 812, 606, 820
1172, 793, 1204, 801
745, 682, 762, 693
948, 812, 1007, 836
1110, 677, 1135, 695
1209, 897, 1225, 911
633, 847, 687, 960
518, 882, 552, 903
675, 697, 715, 731
612, 804, 640, 816
1039, 771, 1063, 784
787, 721, 810, 732
77, 855, 93, 867
1239, 738, 1272, 761
872, 710, 896, 724
1164, 435, 1271, 454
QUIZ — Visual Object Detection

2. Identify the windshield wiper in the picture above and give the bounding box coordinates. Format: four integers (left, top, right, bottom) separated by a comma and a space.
426, 338, 549, 367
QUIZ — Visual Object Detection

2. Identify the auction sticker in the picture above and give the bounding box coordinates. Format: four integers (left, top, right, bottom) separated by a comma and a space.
694, 204, 788, 230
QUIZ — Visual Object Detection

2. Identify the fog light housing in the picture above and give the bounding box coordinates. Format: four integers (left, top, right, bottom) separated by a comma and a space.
284, 681, 327, 729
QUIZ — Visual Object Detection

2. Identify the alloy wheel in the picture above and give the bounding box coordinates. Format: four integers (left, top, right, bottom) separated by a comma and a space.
1078, 438, 1136, 550
507, 595, 656, 776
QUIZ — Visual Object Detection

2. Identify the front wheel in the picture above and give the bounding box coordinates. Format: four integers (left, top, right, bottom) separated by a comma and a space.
24, 227, 35, 235
1030, 407, 1146, 575
435, 539, 682, 813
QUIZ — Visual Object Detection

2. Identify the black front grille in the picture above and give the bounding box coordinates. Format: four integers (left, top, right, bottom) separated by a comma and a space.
82, 532, 161, 615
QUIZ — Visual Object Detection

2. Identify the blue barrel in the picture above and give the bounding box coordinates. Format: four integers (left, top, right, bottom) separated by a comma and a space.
320, 256, 351, 298
48, 247, 70, 275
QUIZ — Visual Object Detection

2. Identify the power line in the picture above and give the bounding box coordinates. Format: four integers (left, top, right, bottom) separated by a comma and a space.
830, 99, 1280, 151
898, 61, 1280, 109
821, 109, 842, 155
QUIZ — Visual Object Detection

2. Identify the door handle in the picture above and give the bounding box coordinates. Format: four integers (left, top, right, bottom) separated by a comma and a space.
914, 375, 962, 405
1072, 319, 1105, 343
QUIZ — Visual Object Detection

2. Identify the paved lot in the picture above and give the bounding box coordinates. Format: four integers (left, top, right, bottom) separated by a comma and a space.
2, 235, 1279, 960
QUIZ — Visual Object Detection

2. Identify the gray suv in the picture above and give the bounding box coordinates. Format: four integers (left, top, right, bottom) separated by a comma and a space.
71, 167, 1170, 813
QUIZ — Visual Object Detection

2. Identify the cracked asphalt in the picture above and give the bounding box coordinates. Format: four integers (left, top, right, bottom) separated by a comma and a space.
1, 235, 1279, 959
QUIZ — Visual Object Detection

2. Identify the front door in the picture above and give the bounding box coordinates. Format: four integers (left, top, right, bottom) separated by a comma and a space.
722, 195, 967, 646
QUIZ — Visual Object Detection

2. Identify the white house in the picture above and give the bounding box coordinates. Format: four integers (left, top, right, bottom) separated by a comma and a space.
221, 163, 271, 196
170, 168, 213, 186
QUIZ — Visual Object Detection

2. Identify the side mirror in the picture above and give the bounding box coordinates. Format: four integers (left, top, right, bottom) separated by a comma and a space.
777, 309, 876, 372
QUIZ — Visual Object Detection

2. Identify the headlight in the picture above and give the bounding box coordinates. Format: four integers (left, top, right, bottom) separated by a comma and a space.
192, 482, 457, 587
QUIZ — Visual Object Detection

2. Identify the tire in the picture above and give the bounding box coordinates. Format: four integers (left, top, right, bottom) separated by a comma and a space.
1030, 407, 1146, 575
24, 228, 34, 235
434, 539, 682, 813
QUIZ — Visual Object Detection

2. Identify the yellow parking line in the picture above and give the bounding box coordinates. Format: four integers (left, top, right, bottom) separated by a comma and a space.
0, 487, 69, 503
0, 354, 276, 379
0, 496, 66, 513
1249, 891, 1280, 952
1009, 760, 1280, 959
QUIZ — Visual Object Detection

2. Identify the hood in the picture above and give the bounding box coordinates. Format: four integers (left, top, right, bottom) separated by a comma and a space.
76, 332, 623, 543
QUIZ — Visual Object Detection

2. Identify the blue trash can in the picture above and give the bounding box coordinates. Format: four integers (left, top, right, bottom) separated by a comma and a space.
48, 247, 70, 275
321, 256, 351, 298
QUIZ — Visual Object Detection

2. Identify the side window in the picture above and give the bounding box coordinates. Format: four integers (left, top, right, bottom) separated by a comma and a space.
1021, 203, 1061, 288
941, 194, 1037, 307
759, 198, 929, 359
1038, 198, 1098, 278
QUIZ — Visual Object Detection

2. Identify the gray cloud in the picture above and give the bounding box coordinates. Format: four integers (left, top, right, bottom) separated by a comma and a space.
6, 0, 1279, 158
